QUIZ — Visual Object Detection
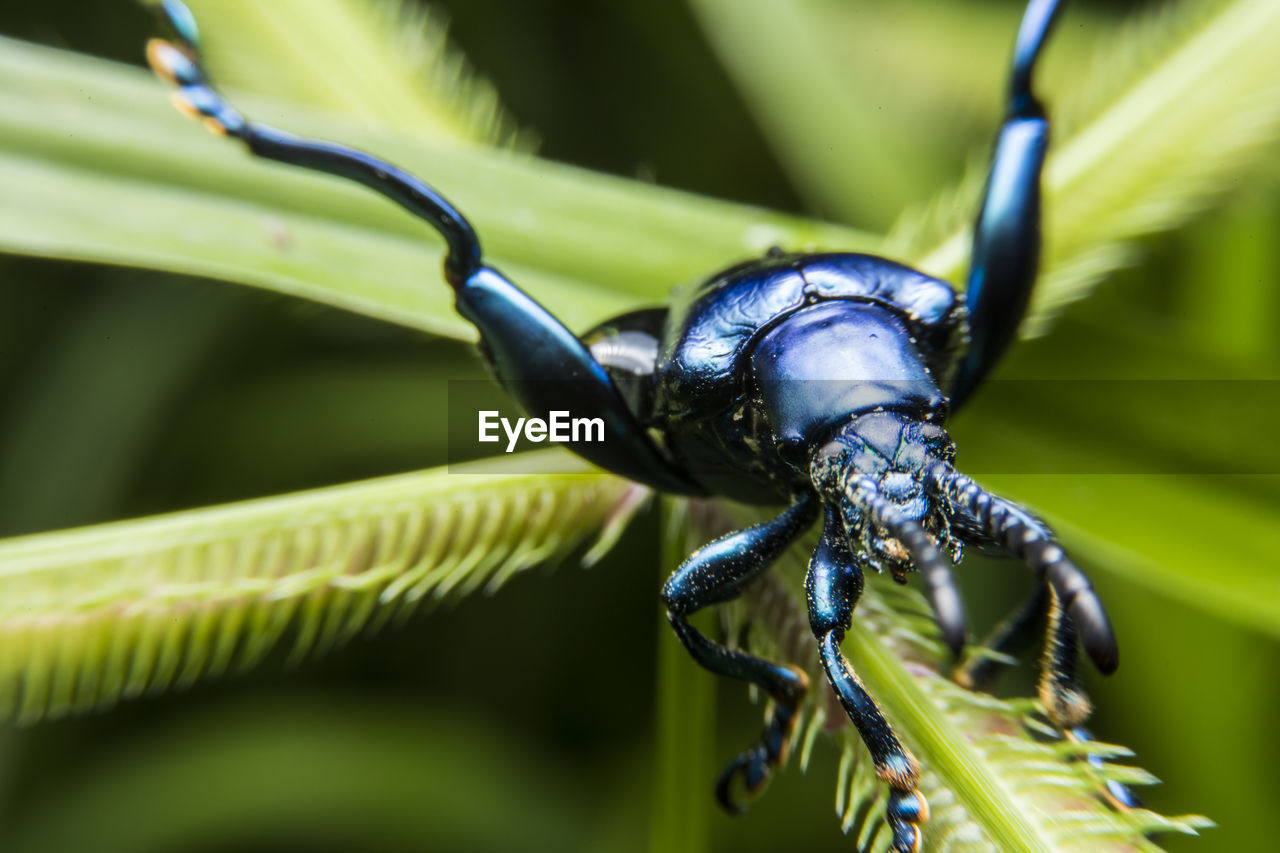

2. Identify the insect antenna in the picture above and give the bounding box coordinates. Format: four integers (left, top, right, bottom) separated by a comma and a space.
847, 481, 967, 658
923, 461, 1119, 674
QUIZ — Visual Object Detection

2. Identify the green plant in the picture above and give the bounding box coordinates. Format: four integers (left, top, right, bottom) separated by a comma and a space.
0, 1, 1277, 850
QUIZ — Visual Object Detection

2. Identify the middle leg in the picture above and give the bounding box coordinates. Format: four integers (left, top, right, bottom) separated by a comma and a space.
950, 535, 1141, 810
953, 581, 1048, 693
1039, 588, 1141, 809
661, 492, 819, 813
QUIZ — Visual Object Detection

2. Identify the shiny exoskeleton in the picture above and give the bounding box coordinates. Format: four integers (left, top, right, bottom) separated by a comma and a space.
147, 1, 1131, 850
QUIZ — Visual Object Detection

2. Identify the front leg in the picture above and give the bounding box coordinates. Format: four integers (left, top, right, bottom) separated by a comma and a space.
806, 507, 925, 853
146, 1, 702, 495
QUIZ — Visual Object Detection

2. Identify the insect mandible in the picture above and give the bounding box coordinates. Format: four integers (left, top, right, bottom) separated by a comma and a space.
146, 1, 1127, 850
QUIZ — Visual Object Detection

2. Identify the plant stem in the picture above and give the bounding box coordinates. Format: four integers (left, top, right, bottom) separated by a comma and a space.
650, 499, 714, 853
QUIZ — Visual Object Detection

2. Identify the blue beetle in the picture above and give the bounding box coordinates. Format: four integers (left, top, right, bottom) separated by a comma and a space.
147, 1, 1125, 849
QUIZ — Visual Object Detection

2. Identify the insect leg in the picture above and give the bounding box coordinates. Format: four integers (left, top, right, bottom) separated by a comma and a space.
1039, 589, 1142, 808
1067, 726, 1144, 810
1038, 584, 1091, 728
1041, 596, 1141, 808
950, 0, 1068, 407
952, 572, 1088, 726
661, 493, 819, 813
953, 580, 1048, 692
807, 506, 925, 853
939, 470, 1140, 810
145, 1, 702, 495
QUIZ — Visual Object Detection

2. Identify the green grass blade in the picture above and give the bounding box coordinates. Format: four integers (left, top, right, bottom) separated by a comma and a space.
9, 0, 1278, 345
840, 598, 1211, 852
0, 37, 875, 336
0, 449, 641, 723
174, 0, 527, 147
688, 0, 941, 229
649, 499, 713, 853
2, 697, 596, 853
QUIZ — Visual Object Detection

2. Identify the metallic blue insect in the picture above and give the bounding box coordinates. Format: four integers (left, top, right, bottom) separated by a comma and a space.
147, 1, 1131, 849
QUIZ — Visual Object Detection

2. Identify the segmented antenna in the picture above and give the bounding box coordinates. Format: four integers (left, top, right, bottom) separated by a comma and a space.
924, 460, 1119, 674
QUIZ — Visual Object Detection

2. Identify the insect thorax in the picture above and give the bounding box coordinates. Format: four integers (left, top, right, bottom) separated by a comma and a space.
646, 253, 965, 503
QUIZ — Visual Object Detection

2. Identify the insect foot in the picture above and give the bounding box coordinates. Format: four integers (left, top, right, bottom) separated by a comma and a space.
712, 664, 810, 814
886, 785, 929, 853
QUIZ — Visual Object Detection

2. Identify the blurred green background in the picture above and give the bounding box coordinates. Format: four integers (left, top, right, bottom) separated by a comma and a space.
0, 0, 1278, 851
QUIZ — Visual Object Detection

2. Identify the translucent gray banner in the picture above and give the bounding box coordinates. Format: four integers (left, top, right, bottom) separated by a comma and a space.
446, 379, 1280, 475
